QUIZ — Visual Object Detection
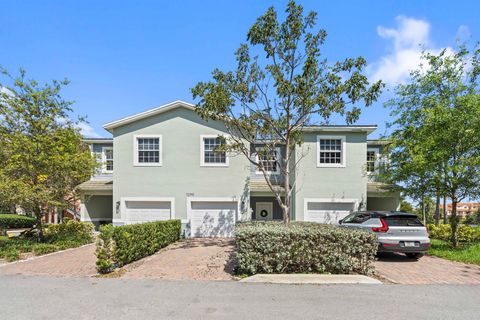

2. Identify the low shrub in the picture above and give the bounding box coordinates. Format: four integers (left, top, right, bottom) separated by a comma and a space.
0, 214, 36, 229
32, 243, 58, 256
427, 224, 480, 243
235, 221, 378, 275
0, 221, 95, 262
45, 220, 94, 242
96, 220, 181, 274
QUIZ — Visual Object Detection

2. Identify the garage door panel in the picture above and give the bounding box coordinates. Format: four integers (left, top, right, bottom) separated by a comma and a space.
125, 200, 172, 223
190, 201, 237, 238
191, 201, 237, 211
305, 201, 355, 224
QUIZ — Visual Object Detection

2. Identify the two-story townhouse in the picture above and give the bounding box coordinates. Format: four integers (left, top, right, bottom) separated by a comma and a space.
76, 100, 400, 237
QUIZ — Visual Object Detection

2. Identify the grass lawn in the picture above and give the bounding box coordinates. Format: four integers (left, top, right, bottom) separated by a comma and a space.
0, 222, 94, 262
0, 235, 93, 262
428, 239, 480, 265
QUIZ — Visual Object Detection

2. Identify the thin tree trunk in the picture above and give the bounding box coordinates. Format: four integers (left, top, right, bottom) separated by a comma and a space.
283, 138, 291, 225
34, 207, 44, 242
435, 191, 440, 226
443, 195, 447, 224
421, 196, 426, 226
450, 197, 458, 247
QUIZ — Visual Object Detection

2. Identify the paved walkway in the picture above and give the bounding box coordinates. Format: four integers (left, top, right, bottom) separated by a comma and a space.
122, 238, 236, 280
375, 252, 480, 284
0, 244, 97, 277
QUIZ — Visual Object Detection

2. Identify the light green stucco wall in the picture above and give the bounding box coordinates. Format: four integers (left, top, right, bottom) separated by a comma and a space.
293, 132, 368, 220
82, 195, 113, 220
111, 107, 250, 223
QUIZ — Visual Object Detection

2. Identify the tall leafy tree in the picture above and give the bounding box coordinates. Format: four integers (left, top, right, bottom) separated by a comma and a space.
0, 68, 97, 241
192, 1, 383, 223
385, 46, 480, 246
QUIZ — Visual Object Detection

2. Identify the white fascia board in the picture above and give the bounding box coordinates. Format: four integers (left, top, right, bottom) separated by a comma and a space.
103, 100, 195, 132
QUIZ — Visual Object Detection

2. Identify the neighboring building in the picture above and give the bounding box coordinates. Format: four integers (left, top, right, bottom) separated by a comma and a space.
76, 100, 399, 236
440, 202, 480, 218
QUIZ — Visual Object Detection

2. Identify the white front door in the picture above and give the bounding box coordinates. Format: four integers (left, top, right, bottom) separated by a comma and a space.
256, 202, 273, 221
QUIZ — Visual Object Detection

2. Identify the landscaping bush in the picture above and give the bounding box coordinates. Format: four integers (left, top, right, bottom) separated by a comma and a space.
427, 224, 480, 243
0, 221, 95, 262
0, 214, 36, 229
235, 221, 378, 276
45, 219, 94, 242
96, 220, 181, 274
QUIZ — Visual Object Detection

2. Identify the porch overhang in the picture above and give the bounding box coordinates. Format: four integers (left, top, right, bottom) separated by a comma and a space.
367, 182, 400, 197
249, 180, 285, 196
76, 179, 113, 195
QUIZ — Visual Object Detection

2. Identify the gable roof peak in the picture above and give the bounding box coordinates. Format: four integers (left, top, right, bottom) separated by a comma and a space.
103, 100, 195, 132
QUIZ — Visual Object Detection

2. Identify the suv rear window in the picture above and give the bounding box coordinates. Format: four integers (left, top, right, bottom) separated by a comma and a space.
342, 212, 371, 224
385, 216, 423, 226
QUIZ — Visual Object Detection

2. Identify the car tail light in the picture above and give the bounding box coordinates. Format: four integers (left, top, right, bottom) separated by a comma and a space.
372, 218, 389, 233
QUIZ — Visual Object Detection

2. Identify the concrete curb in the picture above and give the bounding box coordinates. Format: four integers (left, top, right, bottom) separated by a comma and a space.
239, 274, 382, 285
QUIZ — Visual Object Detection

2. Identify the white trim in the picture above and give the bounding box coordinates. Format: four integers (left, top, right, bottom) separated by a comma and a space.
186, 196, 239, 226
133, 134, 163, 167
303, 197, 359, 221
316, 135, 346, 168
302, 126, 377, 134
199, 134, 230, 167
83, 139, 113, 144
254, 147, 281, 175
121, 196, 175, 222
103, 100, 195, 132
81, 218, 113, 222
101, 146, 114, 173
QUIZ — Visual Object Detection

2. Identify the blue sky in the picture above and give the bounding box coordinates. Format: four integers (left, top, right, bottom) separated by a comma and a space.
0, 0, 477, 138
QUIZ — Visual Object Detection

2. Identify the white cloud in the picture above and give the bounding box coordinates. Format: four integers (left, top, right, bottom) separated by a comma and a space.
368, 16, 453, 85
77, 122, 102, 138
456, 25, 471, 41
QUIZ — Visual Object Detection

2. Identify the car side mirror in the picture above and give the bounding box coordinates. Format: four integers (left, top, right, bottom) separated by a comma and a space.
338, 219, 344, 224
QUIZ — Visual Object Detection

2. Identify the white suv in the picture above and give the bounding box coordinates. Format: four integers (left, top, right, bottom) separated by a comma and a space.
339, 211, 430, 259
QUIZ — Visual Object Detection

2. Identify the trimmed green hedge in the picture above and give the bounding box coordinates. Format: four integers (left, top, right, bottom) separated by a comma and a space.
96, 220, 181, 274
427, 224, 480, 243
0, 214, 36, 229
235, 221, 378, 275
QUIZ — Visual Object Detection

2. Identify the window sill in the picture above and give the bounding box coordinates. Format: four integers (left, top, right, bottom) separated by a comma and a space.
133, 163, 163, 167
316, 164, 346, 168
200, 163, 229, 167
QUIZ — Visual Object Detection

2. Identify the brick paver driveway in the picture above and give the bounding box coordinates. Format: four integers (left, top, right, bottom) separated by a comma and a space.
122, 238, 236, 281
375, 252, 480, 284
0, 244, 96, 277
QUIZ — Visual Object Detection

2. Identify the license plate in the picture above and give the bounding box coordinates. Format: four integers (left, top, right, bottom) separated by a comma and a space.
404, 242, 417, 247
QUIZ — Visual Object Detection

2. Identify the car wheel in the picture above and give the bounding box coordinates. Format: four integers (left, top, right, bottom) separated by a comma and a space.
405, 253, 424, 260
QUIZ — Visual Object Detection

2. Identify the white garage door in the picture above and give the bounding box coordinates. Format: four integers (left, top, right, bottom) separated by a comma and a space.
125, 200, 172, 224
305, 201, 355, 224
190, 201, 237, 237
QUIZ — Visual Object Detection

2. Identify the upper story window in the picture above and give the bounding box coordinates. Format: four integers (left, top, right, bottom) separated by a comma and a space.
317, 136, 346, 168
134, 135, 162, 166
256, 147, 280, 174
102, 147, 113, 173
366, 150, 376, 173
200, 135, 228, 166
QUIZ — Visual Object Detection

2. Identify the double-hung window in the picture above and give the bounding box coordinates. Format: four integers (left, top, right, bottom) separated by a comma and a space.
134, 135, 162, 166
102, 147, 113, 172
256, 147, 280, 174
366, 150, 376, 173
317, 136, 346, 167
200, 135, 228, 166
